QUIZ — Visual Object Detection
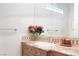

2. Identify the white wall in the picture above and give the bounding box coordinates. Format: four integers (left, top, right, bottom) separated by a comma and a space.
68, 3, 79, 38
73, 3, 79, 38
0, 16, 34, 55
0, 3, 34, 56
67, 4, 74, 37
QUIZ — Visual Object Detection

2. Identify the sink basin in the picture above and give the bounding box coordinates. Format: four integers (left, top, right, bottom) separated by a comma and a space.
34, 42, 56, 49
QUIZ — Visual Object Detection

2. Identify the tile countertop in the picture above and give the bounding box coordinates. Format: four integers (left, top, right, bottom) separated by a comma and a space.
22, 40, 79, 56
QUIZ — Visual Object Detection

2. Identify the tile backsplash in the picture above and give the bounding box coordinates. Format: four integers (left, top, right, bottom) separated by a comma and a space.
22, 35, 79, 46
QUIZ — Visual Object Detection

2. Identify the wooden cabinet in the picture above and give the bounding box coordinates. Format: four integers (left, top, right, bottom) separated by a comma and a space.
22, 43, 32, 56
22, 42, 69, 56
22, 42, 47, 56
31, 47, 47, 56
47, 51, 69, 56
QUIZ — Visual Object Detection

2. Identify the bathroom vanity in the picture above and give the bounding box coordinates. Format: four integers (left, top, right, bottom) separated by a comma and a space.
22, 40, 79, 56
22, 42, 69, 56
21, 35, 79, 56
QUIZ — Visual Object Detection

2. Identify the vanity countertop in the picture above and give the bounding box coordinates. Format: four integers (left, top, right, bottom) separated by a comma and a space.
22, 40, 79, 56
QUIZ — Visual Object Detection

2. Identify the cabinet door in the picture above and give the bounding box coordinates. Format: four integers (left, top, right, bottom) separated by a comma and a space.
38, 48, 47, 56
22, 43, 32, 56
31, 47, 47, 56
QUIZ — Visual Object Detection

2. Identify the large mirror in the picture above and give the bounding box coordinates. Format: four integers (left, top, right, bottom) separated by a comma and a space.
33, 3, 74, 37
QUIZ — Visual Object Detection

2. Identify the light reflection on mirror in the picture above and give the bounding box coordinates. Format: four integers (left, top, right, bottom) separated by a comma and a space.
47, 4, 64, 14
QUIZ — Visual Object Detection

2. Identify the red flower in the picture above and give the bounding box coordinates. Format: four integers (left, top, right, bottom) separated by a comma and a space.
28, 25, 35, 29
28, 25, 36, 32
30, 28, 35, 32
28, 25, 44, 34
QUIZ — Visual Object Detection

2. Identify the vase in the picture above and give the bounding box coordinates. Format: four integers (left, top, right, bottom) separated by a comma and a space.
30, 33, 39, 41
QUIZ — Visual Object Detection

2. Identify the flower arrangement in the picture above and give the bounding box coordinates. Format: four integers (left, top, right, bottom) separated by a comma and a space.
28, 25, 44, 35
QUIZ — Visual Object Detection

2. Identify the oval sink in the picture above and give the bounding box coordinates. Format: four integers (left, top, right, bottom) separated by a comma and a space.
34, 42, 56, 48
